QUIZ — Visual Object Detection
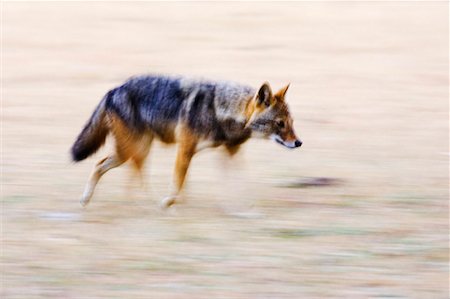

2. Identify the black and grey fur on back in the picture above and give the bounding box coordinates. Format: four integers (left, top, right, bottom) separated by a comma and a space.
71, 75, 256, 161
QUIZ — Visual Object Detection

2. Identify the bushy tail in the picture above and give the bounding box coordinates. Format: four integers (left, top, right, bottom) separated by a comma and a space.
71, 92, 112, 162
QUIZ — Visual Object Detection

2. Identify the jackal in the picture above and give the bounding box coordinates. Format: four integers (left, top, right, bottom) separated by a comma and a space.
71, 75, 302, 208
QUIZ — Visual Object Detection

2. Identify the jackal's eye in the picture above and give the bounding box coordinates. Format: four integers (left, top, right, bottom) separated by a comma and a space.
276, 120, 285, 129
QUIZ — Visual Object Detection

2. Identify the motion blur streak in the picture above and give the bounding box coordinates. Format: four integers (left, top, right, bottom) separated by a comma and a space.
3, 2, 448, 298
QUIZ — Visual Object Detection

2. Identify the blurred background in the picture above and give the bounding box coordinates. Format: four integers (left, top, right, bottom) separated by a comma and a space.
3, 2, 448, 298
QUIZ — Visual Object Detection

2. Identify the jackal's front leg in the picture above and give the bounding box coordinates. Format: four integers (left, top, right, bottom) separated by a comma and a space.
161, 132, 197, 208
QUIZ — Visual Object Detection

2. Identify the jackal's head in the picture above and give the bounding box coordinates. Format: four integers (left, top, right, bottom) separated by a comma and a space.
246, 82, 302, 149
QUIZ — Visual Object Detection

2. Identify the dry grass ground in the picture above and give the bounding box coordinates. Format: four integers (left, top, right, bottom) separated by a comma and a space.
3, 2, 448, 298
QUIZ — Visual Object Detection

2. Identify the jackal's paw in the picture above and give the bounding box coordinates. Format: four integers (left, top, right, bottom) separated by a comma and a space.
80, 197, 90, 207
160, 196, 177, 209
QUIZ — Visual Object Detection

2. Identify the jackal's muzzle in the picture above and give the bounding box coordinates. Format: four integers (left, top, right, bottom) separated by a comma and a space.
272, 134, 302, 149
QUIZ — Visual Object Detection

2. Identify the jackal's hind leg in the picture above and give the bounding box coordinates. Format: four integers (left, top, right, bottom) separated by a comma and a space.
129, 136, 153, 192
80, 154, 124, 206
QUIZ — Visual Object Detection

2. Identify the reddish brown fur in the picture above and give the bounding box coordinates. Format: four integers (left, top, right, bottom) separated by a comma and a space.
108, 114, 153, 171
274, 84, 290, 101
75, 81, 300, 208
174, 126, 198, 191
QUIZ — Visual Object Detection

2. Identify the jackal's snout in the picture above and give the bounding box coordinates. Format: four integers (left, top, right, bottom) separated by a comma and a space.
272, 134, 302, 149
283, 130, 302, 149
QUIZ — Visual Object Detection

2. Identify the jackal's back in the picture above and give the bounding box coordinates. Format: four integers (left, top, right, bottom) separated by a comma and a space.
106, 75, 255, 143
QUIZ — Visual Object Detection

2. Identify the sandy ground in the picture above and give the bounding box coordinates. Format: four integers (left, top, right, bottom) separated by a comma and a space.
3, 2, 449, 298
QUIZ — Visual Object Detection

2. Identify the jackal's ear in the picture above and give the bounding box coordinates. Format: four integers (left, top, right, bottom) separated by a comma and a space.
274, 83, 290, 101
256, 82, 273, 108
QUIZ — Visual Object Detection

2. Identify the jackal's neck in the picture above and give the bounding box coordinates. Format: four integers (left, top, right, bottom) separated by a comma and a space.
244, 96, 256, 124
214, 91, 255, 145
